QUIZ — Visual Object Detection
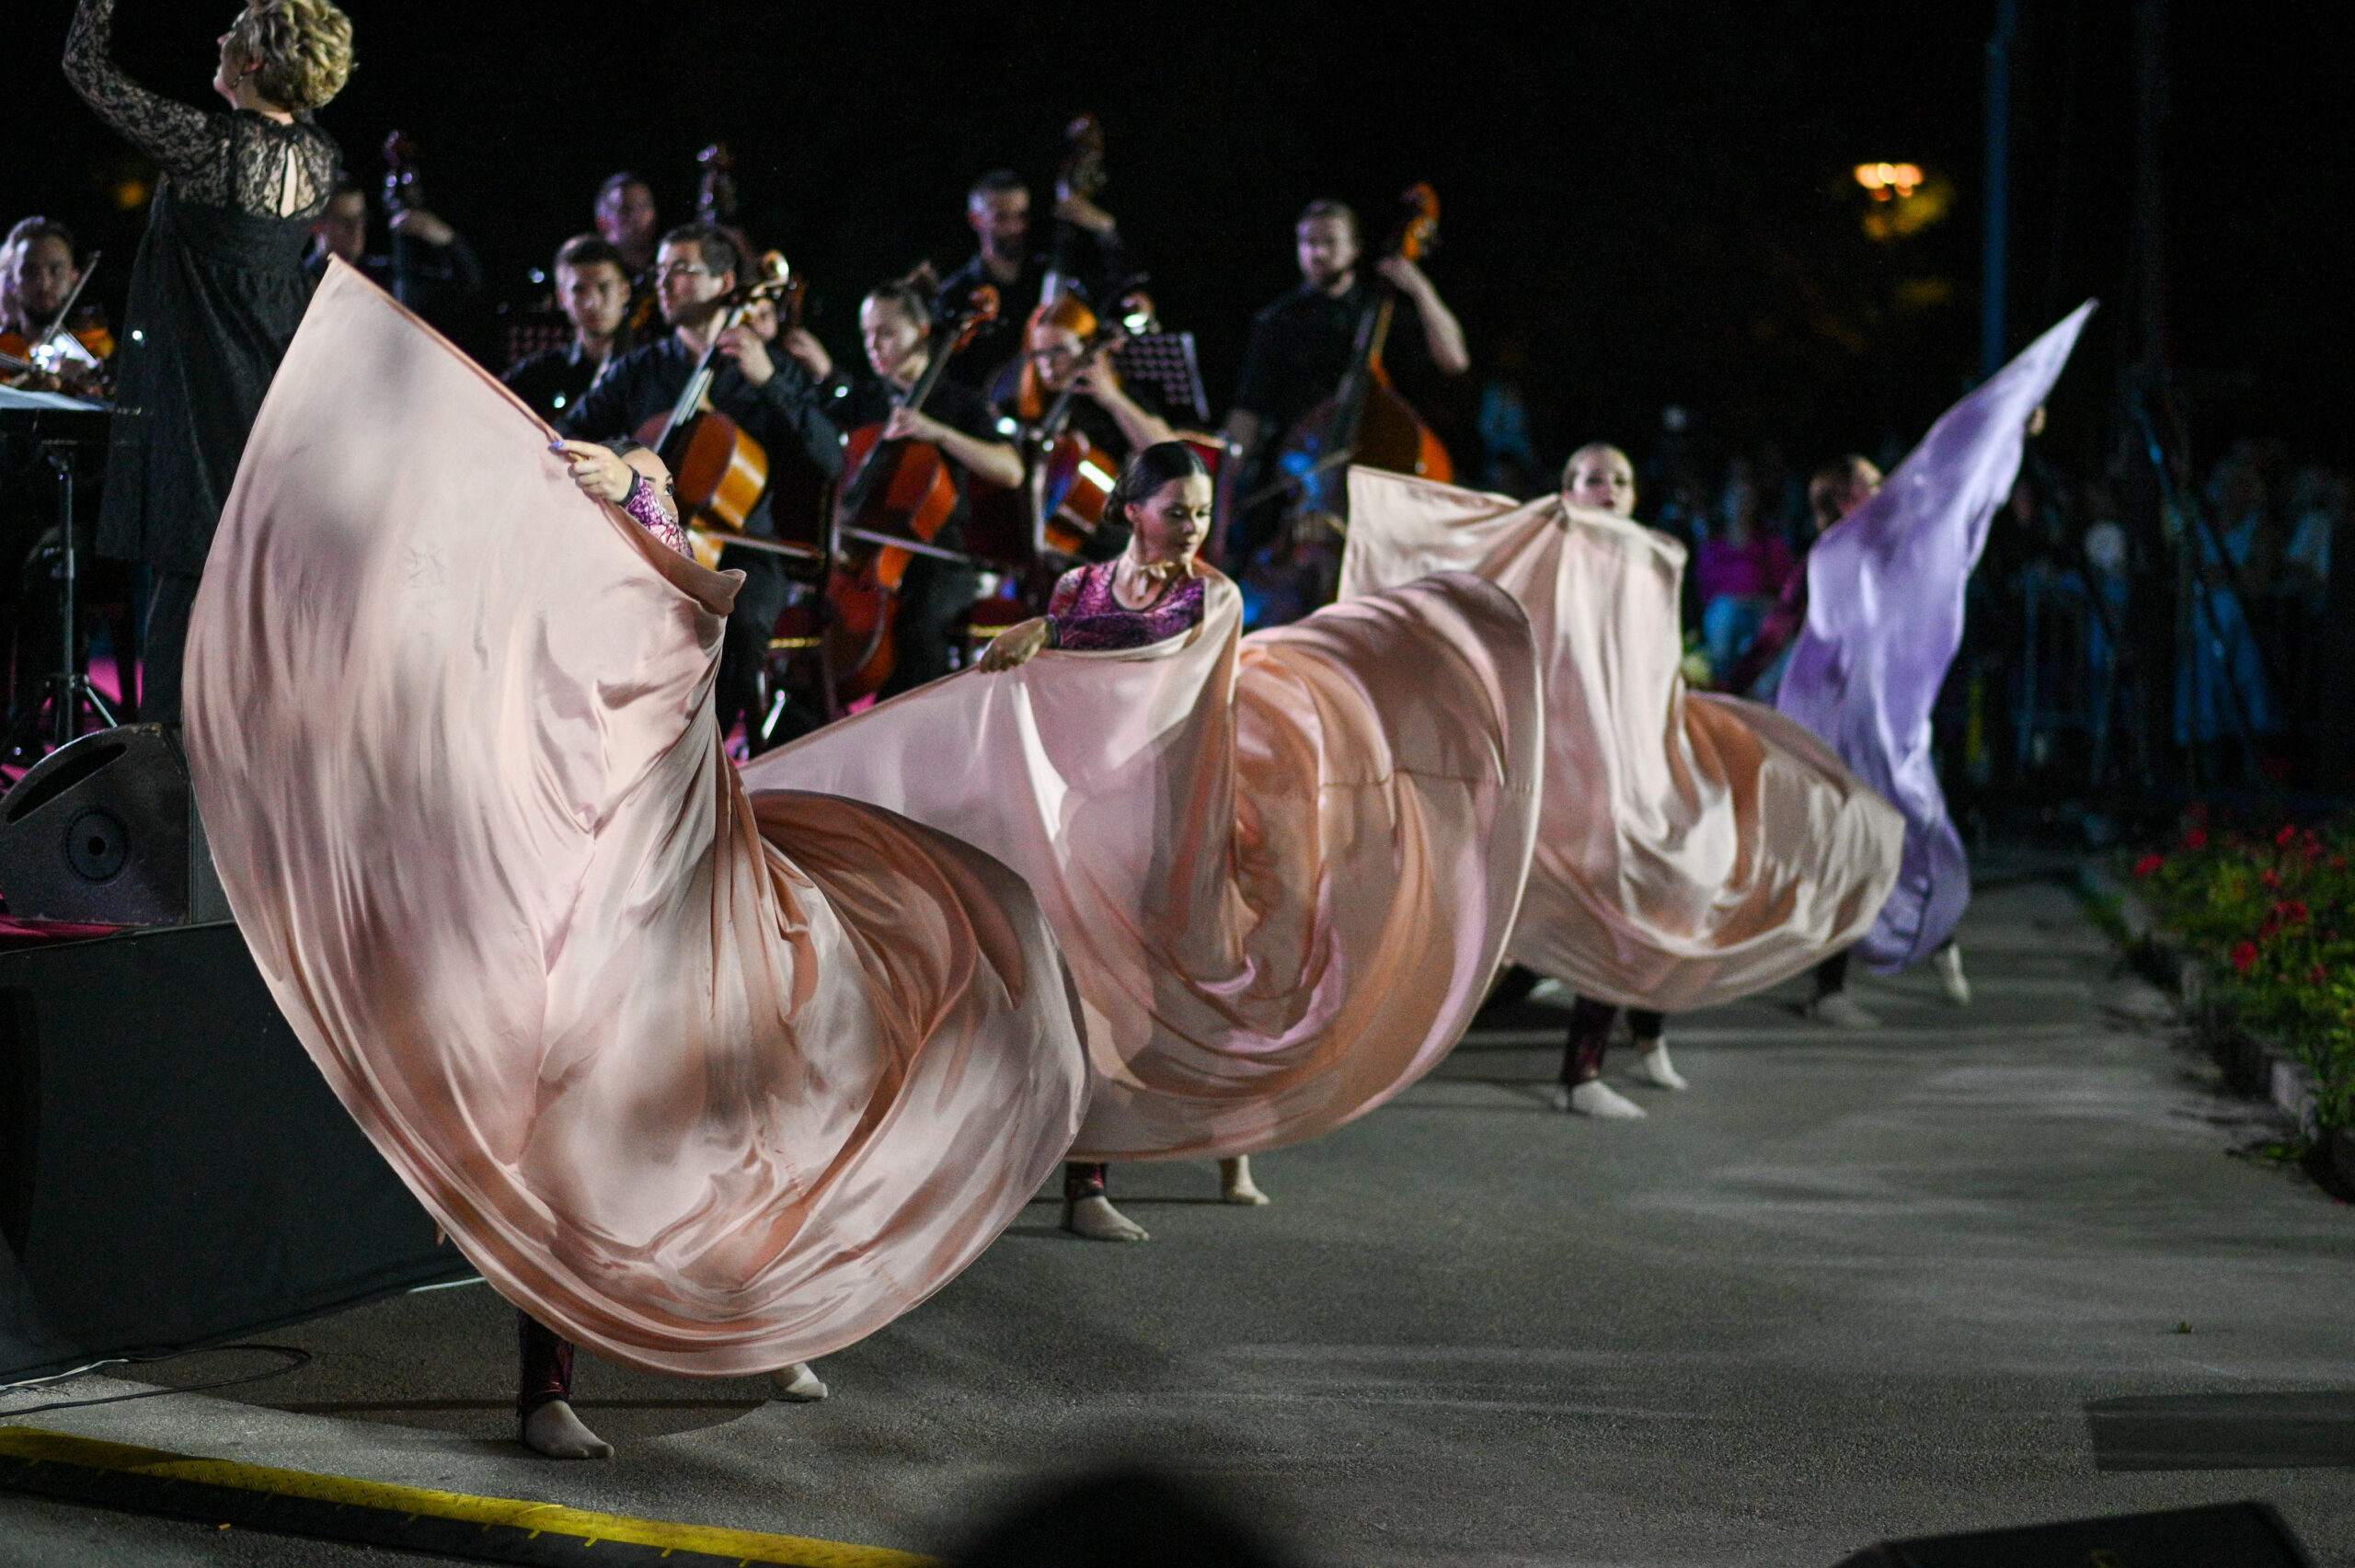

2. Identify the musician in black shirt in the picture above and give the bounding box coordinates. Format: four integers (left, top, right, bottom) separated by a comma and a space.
560, 223, 840, 751
825, 275, 1021, 694
305, 176, 483, 336
502, 235, 632, 421
1219, 199, 1469, 561
936, 168, 1133, 391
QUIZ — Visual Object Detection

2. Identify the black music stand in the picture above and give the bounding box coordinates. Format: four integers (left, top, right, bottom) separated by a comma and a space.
2, 436, 117, 761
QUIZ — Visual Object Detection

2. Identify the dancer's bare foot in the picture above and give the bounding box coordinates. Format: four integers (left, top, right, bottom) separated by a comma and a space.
1630, 1039, 1689, 1091
1219, 1156, 1269, 1206
1553, 1080, 1647, 1118
521, 1400, 613, 1459
1934, 943, 1971, 1005
1064, 1193, 1150, 1242
1804, 991, 1880, 1029
771, 1362, 829, 1402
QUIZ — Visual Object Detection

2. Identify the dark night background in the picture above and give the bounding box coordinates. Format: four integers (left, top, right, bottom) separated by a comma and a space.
5, 0, 2346, 480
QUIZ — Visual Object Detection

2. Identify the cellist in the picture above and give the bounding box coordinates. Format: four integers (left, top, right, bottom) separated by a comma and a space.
1217, 200, 1467, 566
992, 294, 1175, 561
822, 272, 1022, 694
560, 223, 839, 751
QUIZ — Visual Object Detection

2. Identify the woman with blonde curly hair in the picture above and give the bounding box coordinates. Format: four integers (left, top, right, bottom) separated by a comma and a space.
63, 0, 354, 722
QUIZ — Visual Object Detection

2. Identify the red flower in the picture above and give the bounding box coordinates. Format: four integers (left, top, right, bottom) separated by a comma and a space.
2333, 857, 2349, 872
2133, 853, 2165, 878
2185, 828, 2210, 851
2232, 941, 2259, 974
2311, 965, 2330, 985
2277, 824, 2301, 848
2260, 869, 2281, 890
2278, 900, 2310, 925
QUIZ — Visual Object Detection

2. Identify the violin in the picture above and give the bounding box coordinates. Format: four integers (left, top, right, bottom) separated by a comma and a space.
1266, 183, 1454, 533
2, 250, 110, 394
1028, 292, 1155, 557
633, 250, 801, 545
822, 286, 1001, 703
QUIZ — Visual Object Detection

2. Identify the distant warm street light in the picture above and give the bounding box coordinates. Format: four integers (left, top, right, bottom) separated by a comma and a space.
1855, 162, 1924, 201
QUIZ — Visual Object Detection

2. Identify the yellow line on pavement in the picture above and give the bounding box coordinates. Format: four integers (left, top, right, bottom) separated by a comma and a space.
0, 1425, 932, 1567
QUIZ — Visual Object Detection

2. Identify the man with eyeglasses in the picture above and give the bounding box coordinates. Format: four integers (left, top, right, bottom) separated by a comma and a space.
562, 222, 839, 754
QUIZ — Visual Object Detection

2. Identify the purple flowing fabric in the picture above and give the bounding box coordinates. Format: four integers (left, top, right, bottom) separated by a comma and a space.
185, 264, 1089, 1376
1775, 303, 2093, 970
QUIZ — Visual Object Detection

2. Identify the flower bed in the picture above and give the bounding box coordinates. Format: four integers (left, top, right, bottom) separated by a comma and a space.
2134, 810, 2355, 1137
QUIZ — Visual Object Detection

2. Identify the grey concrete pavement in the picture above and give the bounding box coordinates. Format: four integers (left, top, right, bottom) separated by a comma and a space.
5, 872, 2351, 1565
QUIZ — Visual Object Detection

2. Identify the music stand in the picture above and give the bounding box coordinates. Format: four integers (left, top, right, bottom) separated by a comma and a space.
1112, 331, 1212, 426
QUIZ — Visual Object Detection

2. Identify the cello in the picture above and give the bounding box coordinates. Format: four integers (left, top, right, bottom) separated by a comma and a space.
633, 250, 802, 554
1026, 292, 1155, 558
822, 286, 1000, 702
1265, 183, 1453, 535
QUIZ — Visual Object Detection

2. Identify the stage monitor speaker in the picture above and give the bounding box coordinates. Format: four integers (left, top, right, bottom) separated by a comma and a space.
0, 725, 228, 926
1833, 1500, 2312, 1568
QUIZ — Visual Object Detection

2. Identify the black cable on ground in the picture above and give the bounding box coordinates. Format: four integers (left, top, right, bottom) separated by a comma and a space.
0, 1344, 311, 1416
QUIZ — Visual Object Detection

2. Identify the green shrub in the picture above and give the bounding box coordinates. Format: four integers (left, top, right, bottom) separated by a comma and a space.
2136, 813, 2355, 1133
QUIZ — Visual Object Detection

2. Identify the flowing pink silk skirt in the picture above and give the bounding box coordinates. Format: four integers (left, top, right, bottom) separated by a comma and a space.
744, 570, 1545, 1161
1342, 472, 1903, 1013
183, 263, 1088, 1377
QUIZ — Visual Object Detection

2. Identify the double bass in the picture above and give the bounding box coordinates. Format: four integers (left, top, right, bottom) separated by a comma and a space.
633, 250, 801, 552
1266, 183, 1453, 535
822, 286, 1000, 702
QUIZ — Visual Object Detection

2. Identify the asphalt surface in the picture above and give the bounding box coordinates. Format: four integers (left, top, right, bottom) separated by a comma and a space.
5, 870, 2351, 1565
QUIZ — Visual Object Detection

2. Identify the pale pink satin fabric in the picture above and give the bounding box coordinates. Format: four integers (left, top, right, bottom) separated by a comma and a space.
744, 569, 1544, 1161
1342, 471, 1903, 1012
184, 263, 1088, 1377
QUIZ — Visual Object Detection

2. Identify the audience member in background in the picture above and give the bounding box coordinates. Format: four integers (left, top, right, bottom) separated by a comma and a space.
2177, 448, 2277, 764
306, 175, 482, 334
501, 235, 632, 420
1693, 455, 1796, 681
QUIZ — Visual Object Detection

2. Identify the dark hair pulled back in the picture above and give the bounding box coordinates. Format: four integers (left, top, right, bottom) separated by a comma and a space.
1105, 441, 1211, 532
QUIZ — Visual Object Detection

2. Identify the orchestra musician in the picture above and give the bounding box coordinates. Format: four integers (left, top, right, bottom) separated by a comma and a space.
305, 174, 483, 332
500, 235, 633, 420
63, 0, 354, 724
1217, 199, 1469, 565
994, 294, 1174, 562
0, 217, 112, 394
936, 168, 1132, 390
821, 272, 1023, 693
592, 171, 661, 336
558, 222, 840, 751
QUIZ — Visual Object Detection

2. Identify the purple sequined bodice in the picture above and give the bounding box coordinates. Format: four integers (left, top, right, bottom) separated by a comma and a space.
1048, 560, 1206, 651
623, 473, 690, 557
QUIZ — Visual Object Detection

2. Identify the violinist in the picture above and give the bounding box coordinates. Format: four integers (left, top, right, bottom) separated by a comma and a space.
936, 168, 1132, 390
560, 223, 840, 750
995, 294, 1174, 561
828, 273, 1022, 693
1218, 199, 1468, 562
1, 218, 111, 394
304, 175, 483, 333
501, 235, 632, 420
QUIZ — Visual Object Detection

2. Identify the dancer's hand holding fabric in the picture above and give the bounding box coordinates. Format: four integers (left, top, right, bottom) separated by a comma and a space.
978, 617, 1051, 671
554, 437, 686, 555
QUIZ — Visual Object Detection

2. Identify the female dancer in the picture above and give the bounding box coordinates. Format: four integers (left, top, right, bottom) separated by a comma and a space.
977, 442, 1260, 1240
1775, 306, 2093, 1002
185, 270, 1088, 1462
64, 0, 353, 722
1339, 452, 1904, 1116
749, 452, 1543, 1247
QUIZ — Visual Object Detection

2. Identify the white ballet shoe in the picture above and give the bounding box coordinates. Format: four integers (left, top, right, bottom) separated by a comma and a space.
1219, 1156, 1270, 1206
1063, 1193, 1150, 1242
1933, 944, 1971, 1005
771, 1362, 829, 1402
1553, 1079, 1648, 1118
1804, 991, 1881, 1029
521, 1400, 614, 1459
1630, 1039, 1689, 1091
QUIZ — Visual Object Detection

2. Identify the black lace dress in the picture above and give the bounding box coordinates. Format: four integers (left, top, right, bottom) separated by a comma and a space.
64, 0, 340, 578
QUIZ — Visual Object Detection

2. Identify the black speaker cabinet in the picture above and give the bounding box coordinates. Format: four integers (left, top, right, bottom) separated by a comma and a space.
0, 726, 228, 926
1834, 1500, 2312, 1568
